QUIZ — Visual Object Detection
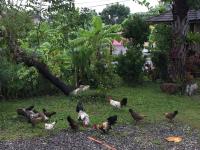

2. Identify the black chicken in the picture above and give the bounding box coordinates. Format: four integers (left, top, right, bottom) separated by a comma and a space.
67, 116, 79, 130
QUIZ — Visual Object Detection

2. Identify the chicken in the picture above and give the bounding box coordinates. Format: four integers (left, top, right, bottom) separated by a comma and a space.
76, 102, 90, 127
30, 116, 43, 127
108, 97, 127, 108
42, 108, 56, 118
17, 106, 38, 123
164, 110, 178, 121
67, 116, 79, 130
30, 112, 49, 127
93, 115, 117, 133
17, 105, 34, 116
129, 109, 146, 124
186, 83, 198, 96
71, 85, 90, 95
45, 121, 57, 130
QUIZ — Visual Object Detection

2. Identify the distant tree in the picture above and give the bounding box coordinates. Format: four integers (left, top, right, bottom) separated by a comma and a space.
100, 3, 130, 24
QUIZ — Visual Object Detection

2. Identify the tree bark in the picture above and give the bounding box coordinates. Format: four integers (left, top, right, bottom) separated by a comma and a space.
169, 0, 189, 82
7, 31, 72, 96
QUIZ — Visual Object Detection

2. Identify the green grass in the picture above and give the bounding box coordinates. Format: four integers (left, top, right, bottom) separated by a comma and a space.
1, 82, 200, 140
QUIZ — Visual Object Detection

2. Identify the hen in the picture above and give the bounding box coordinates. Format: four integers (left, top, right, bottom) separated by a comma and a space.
164, 110, 178, 121
30, 112, 49, 127
93, 115, 117, 133
108, 97, 127, 108
129, 109, 146, 124
67, 116, 79, 130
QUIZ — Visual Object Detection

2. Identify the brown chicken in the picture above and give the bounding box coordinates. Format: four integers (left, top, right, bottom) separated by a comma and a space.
67, 116, 79, 130
30, 112, 49, 127
31, 116, 43, 127
164, 110, 178, 122
129, 109, 146, 124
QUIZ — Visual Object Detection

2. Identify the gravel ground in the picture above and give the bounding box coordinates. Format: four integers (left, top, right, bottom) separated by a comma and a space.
0, 123, 200, 150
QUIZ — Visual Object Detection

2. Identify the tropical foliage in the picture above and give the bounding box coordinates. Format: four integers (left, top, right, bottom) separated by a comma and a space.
70, 16, 122, 88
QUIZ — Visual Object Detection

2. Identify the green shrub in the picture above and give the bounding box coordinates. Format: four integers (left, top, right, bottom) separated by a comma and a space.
122, 14, 149, 46
0, 57, 59, 99
88, 62, 122, 89
71, 90, 107, 103
116, 46, 145, 83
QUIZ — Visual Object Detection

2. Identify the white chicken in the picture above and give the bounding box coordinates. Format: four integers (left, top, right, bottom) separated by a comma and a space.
78, 110, 90, 126
71, 85, 90, 95
186, 83, 198, 96
108, 97, 127, 108
45, 121, 57, 130
76, 101, 90, 127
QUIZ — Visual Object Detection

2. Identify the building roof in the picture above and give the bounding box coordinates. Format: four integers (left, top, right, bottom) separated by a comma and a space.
112, 40, 123, 46
147, 10, 200, 24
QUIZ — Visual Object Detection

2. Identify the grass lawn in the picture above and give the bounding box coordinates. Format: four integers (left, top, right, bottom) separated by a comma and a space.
0, 82, 200, 140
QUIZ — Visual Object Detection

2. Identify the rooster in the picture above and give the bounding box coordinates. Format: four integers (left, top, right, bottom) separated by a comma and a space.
76, 102, 90, 127
67, 116, 79, 130
93, 115, 117, 133
42, 108, 56, 118
108, 97, 127, 108
129, 109, 146, 124
164, 110, 178, 122
45, 121, 57, 130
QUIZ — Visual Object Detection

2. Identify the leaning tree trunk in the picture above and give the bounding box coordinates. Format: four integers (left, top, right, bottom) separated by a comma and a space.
7, 31, 72, 96
169, 0, 189, 82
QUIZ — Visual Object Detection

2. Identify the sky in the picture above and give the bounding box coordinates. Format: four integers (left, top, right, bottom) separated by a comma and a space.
75, 0, 160, 13
12, 0, 159, 13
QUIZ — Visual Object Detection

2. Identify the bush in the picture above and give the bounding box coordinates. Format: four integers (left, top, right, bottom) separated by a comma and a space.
0, 57, 59, 99
116, 46, 145, 83
86, 61, 122, 89
122, 14, 149, 46
71, 90, 107, 103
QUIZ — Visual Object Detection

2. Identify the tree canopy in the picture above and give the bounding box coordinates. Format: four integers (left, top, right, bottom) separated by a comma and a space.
100, 3, 130, 25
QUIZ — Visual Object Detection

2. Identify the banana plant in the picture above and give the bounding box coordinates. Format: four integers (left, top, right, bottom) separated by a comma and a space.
69, 16, 122, 86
